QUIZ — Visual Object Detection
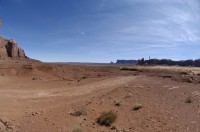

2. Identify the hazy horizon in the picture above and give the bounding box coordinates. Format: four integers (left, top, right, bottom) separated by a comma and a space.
1, 0, 200, 62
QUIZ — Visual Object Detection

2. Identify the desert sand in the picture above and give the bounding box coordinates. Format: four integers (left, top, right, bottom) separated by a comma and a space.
0, 60, 200, 132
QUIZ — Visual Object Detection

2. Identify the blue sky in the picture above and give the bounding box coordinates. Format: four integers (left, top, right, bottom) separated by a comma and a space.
0, 0, 200, 62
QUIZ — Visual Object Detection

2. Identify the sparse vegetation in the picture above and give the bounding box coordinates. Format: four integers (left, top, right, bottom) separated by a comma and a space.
185, 97, 192, 103
125, 92, 133, 98
97, 111, 117, 126
111, 125, 117, 130
32, 77, 36, 80
114, 100, 121, 106
71, 107, 86, 116
72, 125, 82, 132
120, 67, 138, 71
133, 102, 143, 110
81, 76, 87, 80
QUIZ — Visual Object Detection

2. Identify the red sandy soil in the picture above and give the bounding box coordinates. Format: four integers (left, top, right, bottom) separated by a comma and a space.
0, 60, 200, 132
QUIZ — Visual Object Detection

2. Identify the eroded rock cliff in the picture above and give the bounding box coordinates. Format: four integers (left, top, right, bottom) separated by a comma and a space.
0, 35, 27, 59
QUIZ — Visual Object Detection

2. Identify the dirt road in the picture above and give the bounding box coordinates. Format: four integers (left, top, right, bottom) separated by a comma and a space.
0, 74, 136, 132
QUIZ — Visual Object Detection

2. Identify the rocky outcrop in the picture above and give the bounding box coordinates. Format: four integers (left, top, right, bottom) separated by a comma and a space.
0, 35, 27, 59
138, 58, 200, 67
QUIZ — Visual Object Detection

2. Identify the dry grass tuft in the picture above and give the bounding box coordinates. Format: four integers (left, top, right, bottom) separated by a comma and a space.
133, 102, 143, 111
71, 107, 86, 116
97, 111, 117, 126
72, 125, 82, 132
185, 96, 192, 103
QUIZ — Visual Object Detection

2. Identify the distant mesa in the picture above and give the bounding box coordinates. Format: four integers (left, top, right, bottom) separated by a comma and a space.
115, 58, 200, 67
116, 60, 138, 64
138, 58, 200, 67
0, 35, 27, 59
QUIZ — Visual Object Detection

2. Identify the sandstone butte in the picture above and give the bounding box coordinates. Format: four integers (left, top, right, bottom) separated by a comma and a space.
0, 35, 27, 59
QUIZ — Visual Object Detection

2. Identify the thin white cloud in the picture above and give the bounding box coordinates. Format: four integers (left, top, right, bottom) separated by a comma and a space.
81, 32, 86, 35
103, 0, 200, 50
123, 0, 184, 3
35, 0, 200, 60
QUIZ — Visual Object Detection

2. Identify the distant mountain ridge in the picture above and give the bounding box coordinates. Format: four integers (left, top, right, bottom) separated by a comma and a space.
116, 60, 138, 64
0, 35, 27, 59
138, 58, 200, 67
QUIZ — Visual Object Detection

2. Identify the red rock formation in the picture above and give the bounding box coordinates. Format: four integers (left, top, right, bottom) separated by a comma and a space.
0, 35, 27, 59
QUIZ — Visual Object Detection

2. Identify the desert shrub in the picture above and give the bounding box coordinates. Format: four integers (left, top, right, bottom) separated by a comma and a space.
133, 103, 143, 110
185, 97, 192, 103
32, 77, 36, 80
125, 92, 133, 98
180, 71, 189, 75
81, 76, 87, 80
111, 126, 117, 130
72, 125, 82, 132
97, 111, 117, 126
114, 100, 121, 106
71, 107, 86, 116
120, 67, 138, 71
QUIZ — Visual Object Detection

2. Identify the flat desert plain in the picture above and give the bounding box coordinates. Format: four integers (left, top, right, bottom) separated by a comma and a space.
0, 60, 200, 132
